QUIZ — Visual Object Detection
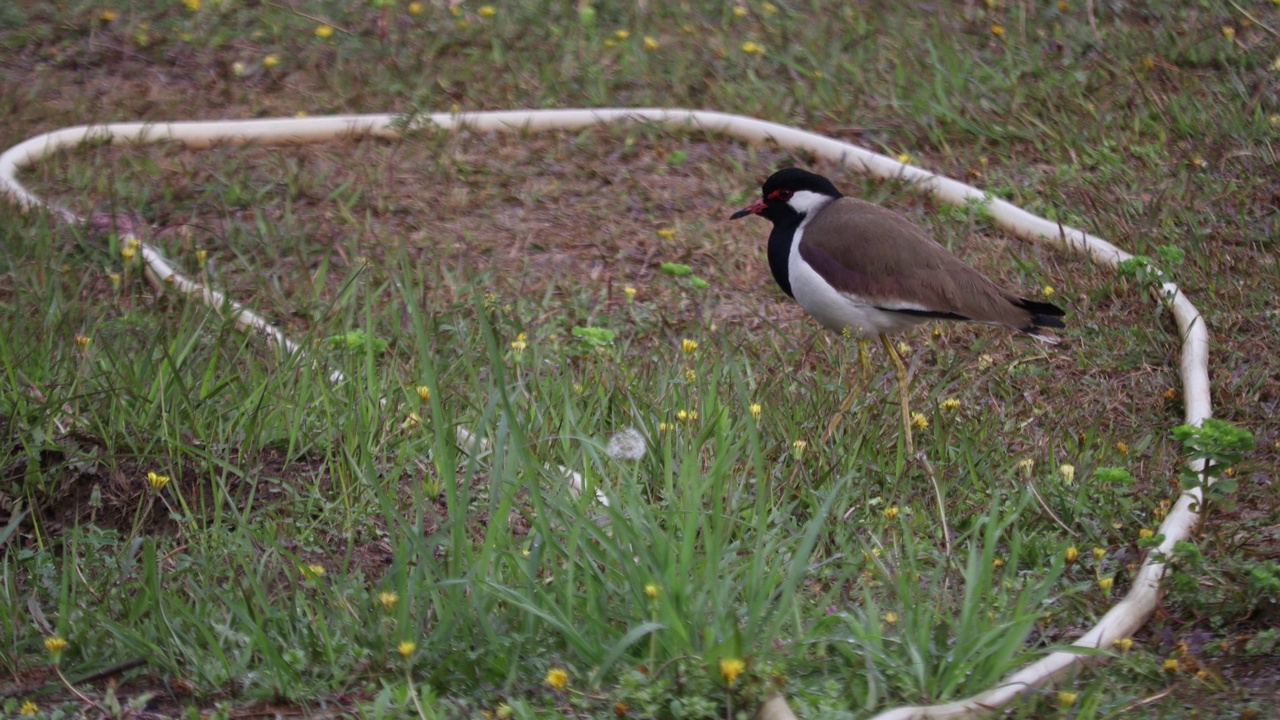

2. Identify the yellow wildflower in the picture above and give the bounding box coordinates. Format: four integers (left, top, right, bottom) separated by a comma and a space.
658, 422, 669, 432
991, 24, 1005, 37
1163, 658, 1179, 672
195, 248, 208, 264
44, 636, 69, 654
1057, 0, 1068, 9
398, 640, 416, 657
1057, 691, 1077, 707
792, 439, 807, 457
682, 338, 698, 353
416, 385, 431, 402
1017, 457, 1034, 476
511, 332, 528, 353
1042, 285, 1055, 297
100, 9, 119, 22
232, 61, 247, 76
615, 29, 630, 40
1114, 637, 1134, 652
20, 700, 38, 716
624, 286, 637, 300
657, 228, 676, 239
378, 591, 399, 611
741, 41, 764, 55
1065, 546, 1079, 563
496, 703, 513, 719
941, 398, 960, 412
74, 333, 91, 348
685, 369, 697, 382
883, 506, 899, 520
546, 667, 569, 690
1093, 546, 1106, 560
1138, 528, 1155, 540
978, 353, 994, 369
993, 558, 1006, 569
645, 583, 660, 600
1098, 576, 1114, 592
263, 54, 280, 69
762, 2, 777, 13
643, 36, 658, 50
315, 25, 334, 38
478, 6, 496, 17
882, 611, 898, 624
121, 237, 139, 261
303, 563, 325, 578
732, 6, 747, 17
183, 0, 200, 10
402, 412, 421, 429
897, 152, 912, 163
1059, 463, 1075, 482
1221, 26, 1235, 40
911, 412, 928, 430
749, 403, 762, 419
719, 657, 745, 686
408, 2, 423, 14
1114, 441, 1129, 454
147, 471, 170, 491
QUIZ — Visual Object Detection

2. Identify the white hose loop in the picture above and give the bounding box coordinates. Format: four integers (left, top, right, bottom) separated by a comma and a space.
0, 109, 1212, 719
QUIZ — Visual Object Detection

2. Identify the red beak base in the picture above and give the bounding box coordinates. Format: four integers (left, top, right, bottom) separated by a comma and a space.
730, 198, 767, 220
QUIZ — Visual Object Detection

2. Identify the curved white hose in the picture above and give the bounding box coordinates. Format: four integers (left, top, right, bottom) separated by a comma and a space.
0, 109, 1212, 719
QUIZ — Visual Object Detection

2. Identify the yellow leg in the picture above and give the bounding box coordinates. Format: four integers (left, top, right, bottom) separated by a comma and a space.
822, 340, 873, 443
880, 334, 914, 455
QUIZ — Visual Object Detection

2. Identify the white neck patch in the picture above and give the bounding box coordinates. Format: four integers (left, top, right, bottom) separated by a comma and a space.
786, 189, 835, 218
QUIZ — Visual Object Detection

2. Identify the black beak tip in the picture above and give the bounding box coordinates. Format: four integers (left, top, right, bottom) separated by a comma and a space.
729, 208, 751, 220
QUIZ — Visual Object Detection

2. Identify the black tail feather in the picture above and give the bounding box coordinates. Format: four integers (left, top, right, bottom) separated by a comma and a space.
1015, 297, 1067, 330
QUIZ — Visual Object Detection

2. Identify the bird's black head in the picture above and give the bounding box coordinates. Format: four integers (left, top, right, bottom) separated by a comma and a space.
730, 168, 844, 224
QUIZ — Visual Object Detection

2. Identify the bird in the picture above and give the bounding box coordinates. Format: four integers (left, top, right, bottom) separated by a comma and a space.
730, 167, 1065, 453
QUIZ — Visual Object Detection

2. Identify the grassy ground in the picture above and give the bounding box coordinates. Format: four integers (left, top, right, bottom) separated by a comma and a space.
1, 1, 1277, 718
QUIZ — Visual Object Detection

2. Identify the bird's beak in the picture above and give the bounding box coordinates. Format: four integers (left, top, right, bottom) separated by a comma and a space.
730, 198, 767, 220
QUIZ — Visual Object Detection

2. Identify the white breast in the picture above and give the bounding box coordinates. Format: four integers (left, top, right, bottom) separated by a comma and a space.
787, 223, 928, 338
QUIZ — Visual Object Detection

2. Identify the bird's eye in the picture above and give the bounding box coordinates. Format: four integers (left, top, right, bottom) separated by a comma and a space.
769, 189, 794, 201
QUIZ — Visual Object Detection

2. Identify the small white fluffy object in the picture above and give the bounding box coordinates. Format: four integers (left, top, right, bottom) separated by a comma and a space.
605, 427, 648, 461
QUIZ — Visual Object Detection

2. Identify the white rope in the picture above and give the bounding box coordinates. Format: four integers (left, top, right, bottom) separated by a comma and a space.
0, 109, 1212, 718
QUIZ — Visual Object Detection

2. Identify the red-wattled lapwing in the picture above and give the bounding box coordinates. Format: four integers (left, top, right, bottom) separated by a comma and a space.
731, 167, 1065, 453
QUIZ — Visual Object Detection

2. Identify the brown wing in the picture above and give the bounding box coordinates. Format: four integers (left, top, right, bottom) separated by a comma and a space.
799, 197, 1047, 330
